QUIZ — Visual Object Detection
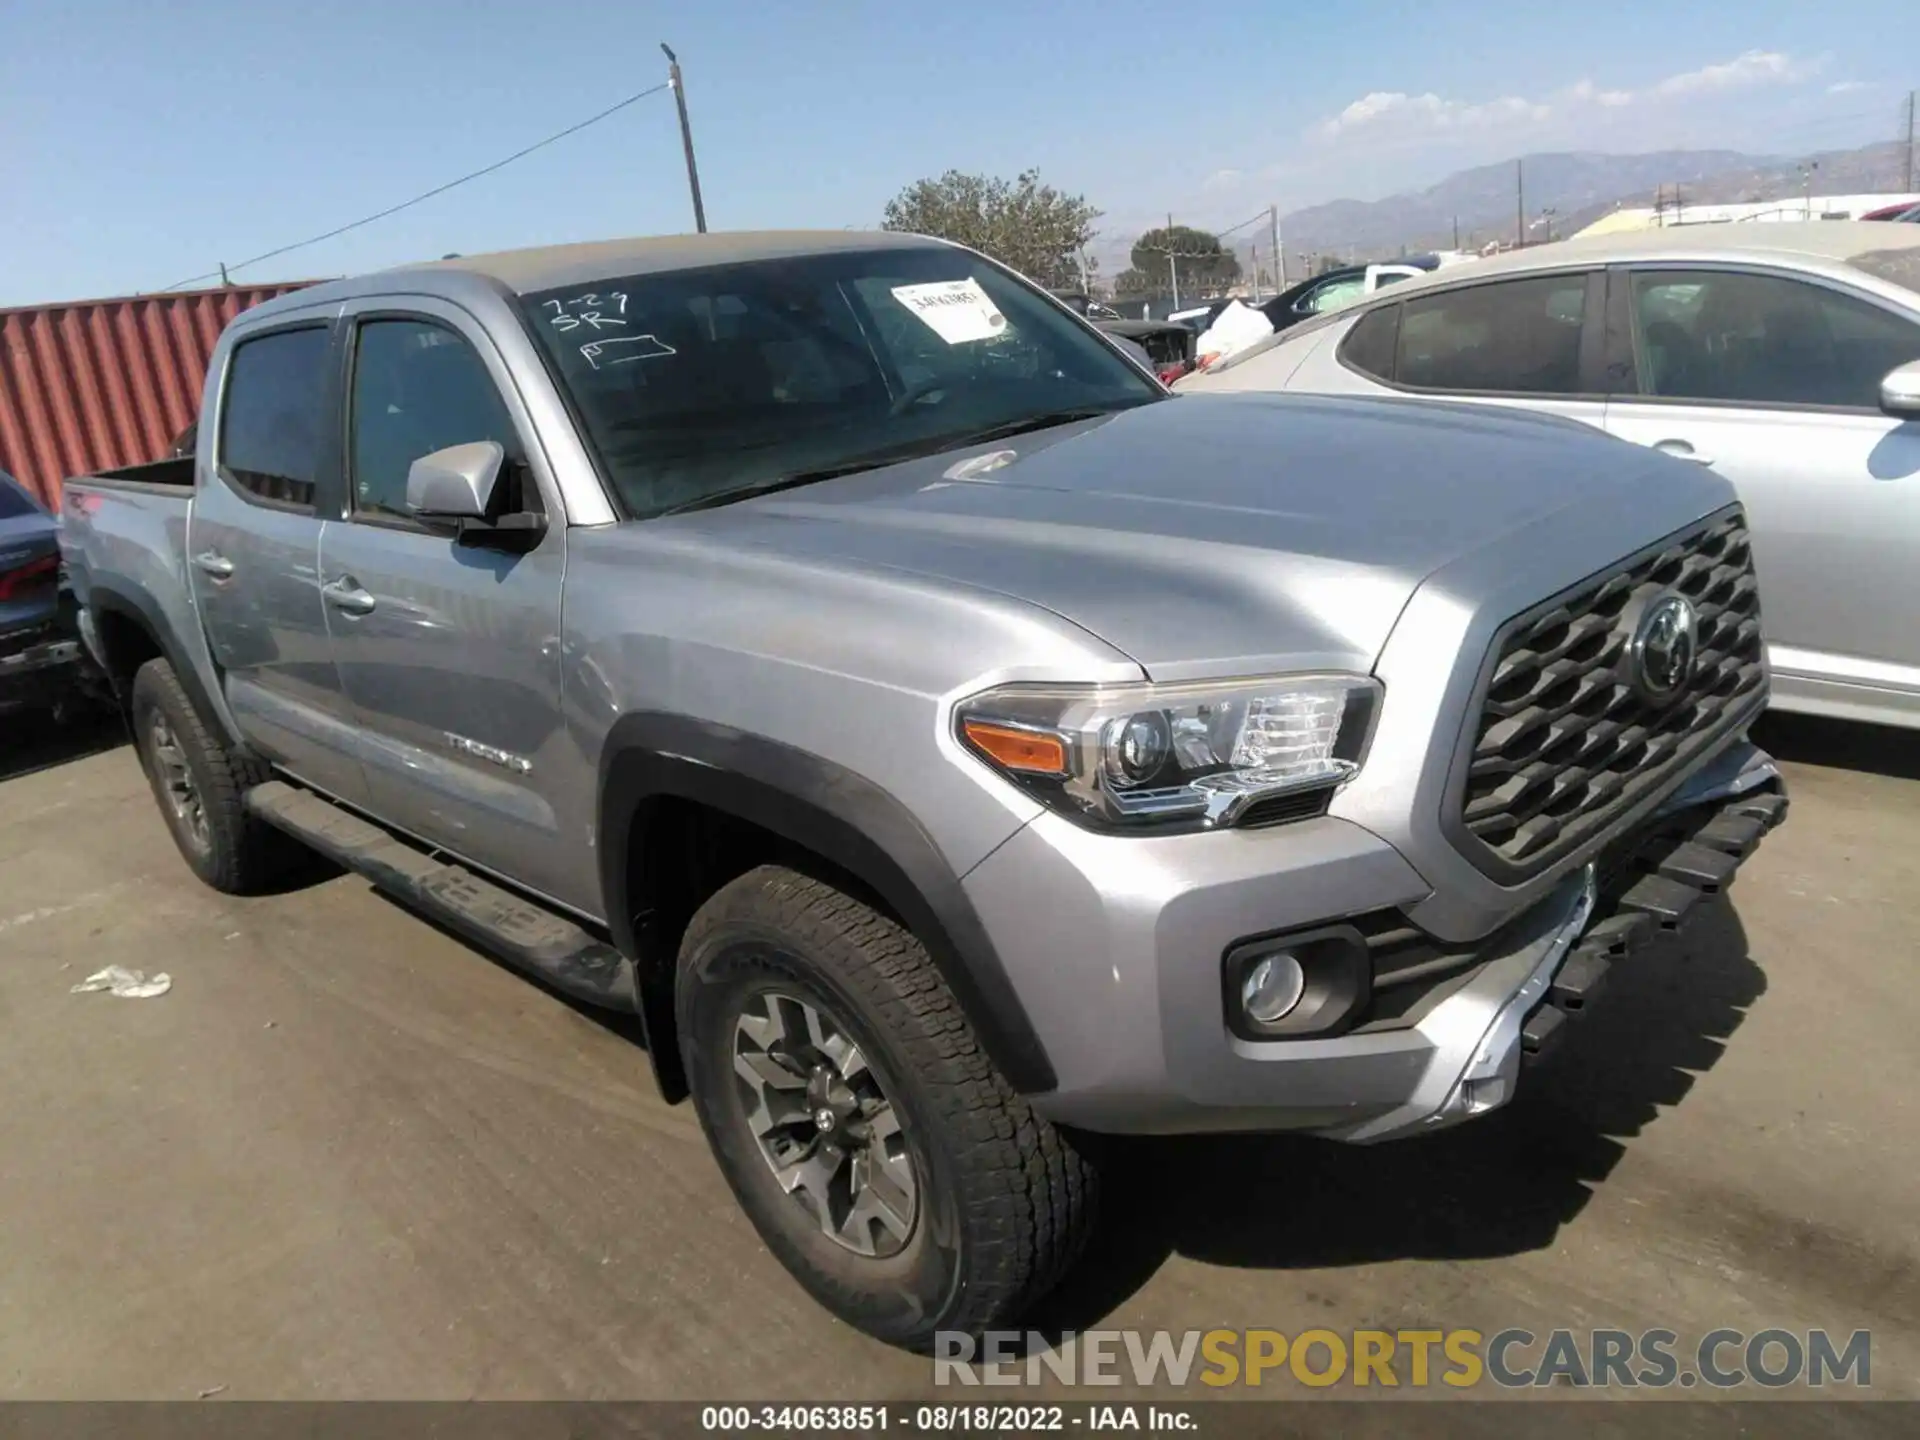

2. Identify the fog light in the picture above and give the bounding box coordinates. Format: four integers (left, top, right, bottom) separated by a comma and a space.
1240, 951, 1306, 1028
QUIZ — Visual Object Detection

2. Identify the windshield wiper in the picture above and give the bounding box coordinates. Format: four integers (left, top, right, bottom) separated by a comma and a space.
650, 407, 1134, 518
940, 406, 1126, 449
652, 460, 893, 518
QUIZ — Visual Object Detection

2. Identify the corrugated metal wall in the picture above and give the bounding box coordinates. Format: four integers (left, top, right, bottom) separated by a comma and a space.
0, 283, 312, 509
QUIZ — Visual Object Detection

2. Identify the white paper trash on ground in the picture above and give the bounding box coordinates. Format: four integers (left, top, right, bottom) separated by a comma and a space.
71, 966, 172, 999
1192, 300, 1274, 368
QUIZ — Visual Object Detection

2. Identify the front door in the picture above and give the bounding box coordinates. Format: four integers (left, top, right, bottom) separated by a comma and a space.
189, 318, 371, 804
1603, 265, 1920, 710
318, 302, 578, 906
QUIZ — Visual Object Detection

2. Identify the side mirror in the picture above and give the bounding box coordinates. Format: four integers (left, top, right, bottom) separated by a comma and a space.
407, 441, 504, 520
1881, 359, 1920, 420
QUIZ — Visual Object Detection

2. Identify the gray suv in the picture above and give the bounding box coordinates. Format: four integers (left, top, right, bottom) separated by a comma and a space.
61, 232, 1787, 1349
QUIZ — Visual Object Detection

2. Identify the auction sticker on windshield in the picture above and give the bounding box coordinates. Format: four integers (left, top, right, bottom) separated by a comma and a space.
891, 278, 1009, 344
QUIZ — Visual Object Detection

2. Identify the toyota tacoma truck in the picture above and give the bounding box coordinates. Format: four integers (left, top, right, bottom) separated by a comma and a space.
61, 231, 1787, 1350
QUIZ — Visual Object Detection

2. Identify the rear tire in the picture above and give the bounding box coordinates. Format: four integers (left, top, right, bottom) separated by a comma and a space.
129, 658, 302, 894
677, 864, 1098, 1350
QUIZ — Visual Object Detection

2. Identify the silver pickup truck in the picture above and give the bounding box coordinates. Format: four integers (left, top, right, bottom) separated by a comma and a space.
62, 231, 1787, 1349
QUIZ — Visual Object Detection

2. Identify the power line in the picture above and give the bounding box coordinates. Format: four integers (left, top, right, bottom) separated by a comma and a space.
161, 81, 672, 292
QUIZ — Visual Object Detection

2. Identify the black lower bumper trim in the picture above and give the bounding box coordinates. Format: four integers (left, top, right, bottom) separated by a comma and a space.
1519, 778, 1784, 1062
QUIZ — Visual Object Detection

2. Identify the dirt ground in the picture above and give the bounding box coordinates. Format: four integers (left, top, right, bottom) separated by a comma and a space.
1, 711, 1914, 1406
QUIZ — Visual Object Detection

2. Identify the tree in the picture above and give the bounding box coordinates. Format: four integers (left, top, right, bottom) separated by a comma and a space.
881, 170, 1101, 290
1124, 226, 1241, 298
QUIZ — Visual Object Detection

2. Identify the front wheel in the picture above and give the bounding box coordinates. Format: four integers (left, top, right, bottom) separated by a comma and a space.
677, 865, 1098, 1350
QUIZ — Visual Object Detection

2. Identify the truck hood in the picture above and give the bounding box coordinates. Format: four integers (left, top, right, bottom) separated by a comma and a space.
672, 393, 1727, 681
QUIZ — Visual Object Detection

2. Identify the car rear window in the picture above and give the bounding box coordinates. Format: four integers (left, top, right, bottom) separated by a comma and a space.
0, 475, 41, 520
1339, 305, 1400, 381
1849, 247, 1920, 297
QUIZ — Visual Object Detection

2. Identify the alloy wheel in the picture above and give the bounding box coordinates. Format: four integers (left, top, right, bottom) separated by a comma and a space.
732, 989, 919, 1257
147, 711, 210, 854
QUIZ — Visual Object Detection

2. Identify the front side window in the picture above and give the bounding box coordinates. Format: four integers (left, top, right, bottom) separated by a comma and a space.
520, 246, 1160, 518
1395, 274, 1589, 394
219, 326, 331, 509
348, 319, 519, 519
1631, 269, 1920, 408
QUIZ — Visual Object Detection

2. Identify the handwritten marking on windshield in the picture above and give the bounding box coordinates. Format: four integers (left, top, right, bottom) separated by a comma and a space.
544, 293, 631, 332
579, 335, 677, 370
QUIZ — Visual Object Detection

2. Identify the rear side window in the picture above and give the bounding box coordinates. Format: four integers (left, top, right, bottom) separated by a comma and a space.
218, 327, 331, 509
1395, 275, 1590, 394
1340, 305, 1400, 381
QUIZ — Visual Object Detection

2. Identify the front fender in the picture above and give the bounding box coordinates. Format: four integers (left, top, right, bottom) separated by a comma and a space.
597, 711, 1057, 1097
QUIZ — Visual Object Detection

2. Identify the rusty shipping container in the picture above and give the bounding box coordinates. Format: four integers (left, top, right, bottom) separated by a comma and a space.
0, 283, 313, 510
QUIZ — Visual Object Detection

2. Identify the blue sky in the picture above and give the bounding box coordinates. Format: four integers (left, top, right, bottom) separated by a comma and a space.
1, 0, 1909, 305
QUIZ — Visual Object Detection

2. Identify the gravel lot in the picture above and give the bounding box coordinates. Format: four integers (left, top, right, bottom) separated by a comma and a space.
1, 711, 1914, 1406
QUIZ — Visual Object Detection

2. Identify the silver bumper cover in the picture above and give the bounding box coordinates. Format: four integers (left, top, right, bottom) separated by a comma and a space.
1322, 740, 1784, 1143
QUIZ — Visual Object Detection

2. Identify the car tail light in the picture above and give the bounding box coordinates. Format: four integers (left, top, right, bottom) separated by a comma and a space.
0, 554, 59, 602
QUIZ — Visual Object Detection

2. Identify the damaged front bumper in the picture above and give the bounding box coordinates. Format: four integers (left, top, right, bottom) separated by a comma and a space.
1325, 740, 1786, 1142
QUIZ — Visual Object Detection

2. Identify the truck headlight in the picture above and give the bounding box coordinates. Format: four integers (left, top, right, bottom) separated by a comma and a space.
956, 675, 1380, 830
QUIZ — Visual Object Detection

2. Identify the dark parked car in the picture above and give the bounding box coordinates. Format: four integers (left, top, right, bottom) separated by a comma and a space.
0, 471, 93, 716
1175, 258, 1445, 339
1049, 289, 1194, 380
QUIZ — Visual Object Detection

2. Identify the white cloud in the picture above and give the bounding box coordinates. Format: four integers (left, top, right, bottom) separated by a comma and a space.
1201, 168, 1243, 191
1311, 49, 1813, 146
1316, 90, 1549, 140
1827, 79, 1874, 94
1652, 49, 1805, 97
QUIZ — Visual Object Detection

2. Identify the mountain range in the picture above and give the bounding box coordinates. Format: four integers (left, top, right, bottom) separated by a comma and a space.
1246, 139, 1914, 270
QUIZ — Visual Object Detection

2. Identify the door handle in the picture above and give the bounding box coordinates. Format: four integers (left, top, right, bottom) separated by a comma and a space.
1652, 438, 1714, 465
192, 551, 236, 580
322, 577, 377, 616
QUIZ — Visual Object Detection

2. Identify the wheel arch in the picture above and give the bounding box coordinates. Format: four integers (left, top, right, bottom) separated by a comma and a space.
85, 580, 222, 728
597, 713, 1057, 1102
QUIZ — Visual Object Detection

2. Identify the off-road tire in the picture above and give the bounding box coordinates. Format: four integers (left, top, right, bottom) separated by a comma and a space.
129, 657, 302, 894
677, 864, 1098, 1350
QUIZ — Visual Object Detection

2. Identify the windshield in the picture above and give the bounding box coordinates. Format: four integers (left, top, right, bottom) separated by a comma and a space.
520, 245, 1161, 517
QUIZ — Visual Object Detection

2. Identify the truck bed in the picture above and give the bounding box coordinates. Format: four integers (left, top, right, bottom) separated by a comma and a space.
60, 467, 214, 714
80, 454, 197, 494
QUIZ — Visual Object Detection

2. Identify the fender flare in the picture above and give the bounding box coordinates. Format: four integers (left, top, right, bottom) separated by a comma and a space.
85, 578, 225, 731
597, 713, 1057, 1096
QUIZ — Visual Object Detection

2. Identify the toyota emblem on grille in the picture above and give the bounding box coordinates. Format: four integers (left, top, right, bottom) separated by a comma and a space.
1630, 593, 1699, 703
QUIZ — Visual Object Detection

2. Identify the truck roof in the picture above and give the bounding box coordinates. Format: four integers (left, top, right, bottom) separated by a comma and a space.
400, 230, 944, 295
240, 230, 954, 324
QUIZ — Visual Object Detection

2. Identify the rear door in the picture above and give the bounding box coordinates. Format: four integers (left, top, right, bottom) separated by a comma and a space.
1601, 264, 1920, 707
189, 316, 371, 804
318, 298, 574, 903
1288, 269, 1609, 431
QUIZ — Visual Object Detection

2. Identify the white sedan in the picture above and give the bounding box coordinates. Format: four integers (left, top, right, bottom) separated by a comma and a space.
1178, 222, 1920, 731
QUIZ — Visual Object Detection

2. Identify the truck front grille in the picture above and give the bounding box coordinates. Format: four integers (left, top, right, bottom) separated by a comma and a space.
1452, 509, 1765, 880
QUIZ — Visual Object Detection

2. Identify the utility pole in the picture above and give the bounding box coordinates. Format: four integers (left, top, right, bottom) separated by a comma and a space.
661, 44, 707, 233
1452, 214, 1459, 249
1515, 159, 1524, 249
1249, 243, 1260, 302
1167, 251, 1180, 310
1269, 204, 1284, 289
1906, 89, 1916, 193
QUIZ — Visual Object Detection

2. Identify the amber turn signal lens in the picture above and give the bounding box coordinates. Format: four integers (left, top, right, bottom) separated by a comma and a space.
962, 721, 1069, 776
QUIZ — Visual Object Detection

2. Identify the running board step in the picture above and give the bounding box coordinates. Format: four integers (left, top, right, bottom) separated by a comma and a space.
245, 781, 637, 1011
